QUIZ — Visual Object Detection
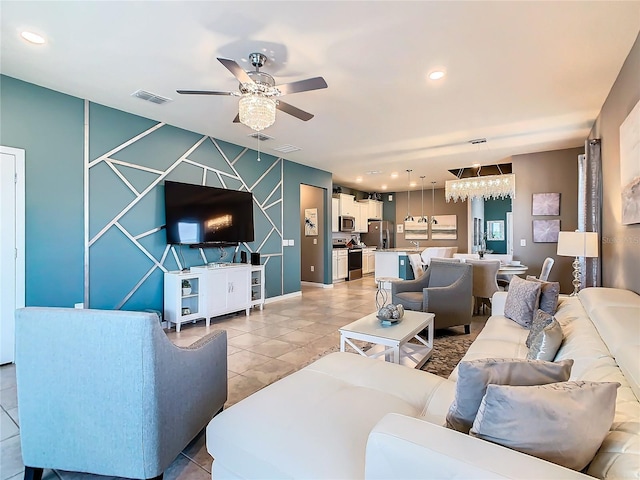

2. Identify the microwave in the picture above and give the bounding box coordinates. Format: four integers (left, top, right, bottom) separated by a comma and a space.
339, 215, 356, 232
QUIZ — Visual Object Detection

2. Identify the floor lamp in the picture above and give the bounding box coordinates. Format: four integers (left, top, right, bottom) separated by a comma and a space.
557, 231, 599, 296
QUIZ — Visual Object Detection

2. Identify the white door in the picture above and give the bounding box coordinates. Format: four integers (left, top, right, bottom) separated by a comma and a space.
506, 212, 514, 255
0, 146, 25, 365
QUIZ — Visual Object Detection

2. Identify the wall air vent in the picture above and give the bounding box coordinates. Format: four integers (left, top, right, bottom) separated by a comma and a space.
273, 144, 301, 153
131, 89, 172, 105
469, 138, 487, 145
248, 132, 273, 141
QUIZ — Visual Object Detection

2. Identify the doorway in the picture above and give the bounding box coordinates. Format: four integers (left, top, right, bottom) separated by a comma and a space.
300, 185, 325, 283
0, 146, 25, 365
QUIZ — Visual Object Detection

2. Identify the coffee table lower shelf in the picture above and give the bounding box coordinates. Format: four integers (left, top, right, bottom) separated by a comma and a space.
339, 311, 434, 369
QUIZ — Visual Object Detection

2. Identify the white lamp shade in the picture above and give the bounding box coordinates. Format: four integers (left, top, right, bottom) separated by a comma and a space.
557, 231, 599, 258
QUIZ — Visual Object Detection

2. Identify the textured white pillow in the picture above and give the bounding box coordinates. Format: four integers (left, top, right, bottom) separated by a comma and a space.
445, 358, 574, 434
470, 381, 619, 471
526, 317, 563, 361
504, 276, 542, 328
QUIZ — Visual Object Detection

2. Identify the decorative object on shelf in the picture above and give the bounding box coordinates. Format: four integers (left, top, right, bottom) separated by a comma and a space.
533, 219, 561, 243
404, 169, 414, 222
432, 215, 458, 240
181, 307, 191, 316
417, 176, 428, 223
445, 172, 516, 202
181, 279, 192, 296
532, 193, 561, 216
557, 231, 599, 296
620, 98, 640, 225
304, 208, 318, 236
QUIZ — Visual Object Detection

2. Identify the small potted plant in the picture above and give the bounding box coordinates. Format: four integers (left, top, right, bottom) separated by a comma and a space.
182, 279, 192, 296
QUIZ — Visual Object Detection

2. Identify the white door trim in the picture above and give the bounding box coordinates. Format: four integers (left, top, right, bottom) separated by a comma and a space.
0, 146, 25, 365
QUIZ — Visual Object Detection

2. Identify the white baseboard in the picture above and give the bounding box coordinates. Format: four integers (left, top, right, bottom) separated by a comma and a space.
301, 281, 334, 289
265, 291, 302, 304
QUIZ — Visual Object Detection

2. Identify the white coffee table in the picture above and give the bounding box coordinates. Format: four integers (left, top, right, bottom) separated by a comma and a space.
339, 310, 434, 369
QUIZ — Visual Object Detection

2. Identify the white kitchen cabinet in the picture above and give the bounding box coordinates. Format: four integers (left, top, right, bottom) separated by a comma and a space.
337, 193, 356, 217
358, 199, 383, 220
163, 271, 207, 332
331, 197, 339, 232
356, 202, 368, 232
332, 249, 348, 282
362, 248, 376, 275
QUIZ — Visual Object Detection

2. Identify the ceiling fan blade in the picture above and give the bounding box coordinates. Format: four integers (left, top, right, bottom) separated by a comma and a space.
232, 113, 240, 123
176, 89, 237, 96
217, 57, 253, 84
276, 101, 314, 121
277, 77, 328, 95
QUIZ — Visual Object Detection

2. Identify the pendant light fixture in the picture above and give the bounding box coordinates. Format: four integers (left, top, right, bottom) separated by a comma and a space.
431, 181, 438, 225
418, 176, 428, 223
404, 169, 414, 222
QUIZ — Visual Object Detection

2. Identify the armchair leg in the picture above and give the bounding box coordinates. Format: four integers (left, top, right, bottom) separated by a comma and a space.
24, 467, 43, 480
464, 324, 470, 335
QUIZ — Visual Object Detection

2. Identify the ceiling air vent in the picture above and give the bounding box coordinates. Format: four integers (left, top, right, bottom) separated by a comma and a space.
273, 144, 301, 154
248, 132, 273, 141
131, 89, 172, 105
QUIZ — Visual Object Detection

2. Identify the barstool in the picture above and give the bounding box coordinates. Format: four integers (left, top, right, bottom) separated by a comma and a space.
375, 276, 401, 309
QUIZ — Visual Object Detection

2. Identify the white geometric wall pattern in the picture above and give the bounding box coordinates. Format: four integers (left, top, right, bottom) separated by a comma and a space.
85, 101, 283, 311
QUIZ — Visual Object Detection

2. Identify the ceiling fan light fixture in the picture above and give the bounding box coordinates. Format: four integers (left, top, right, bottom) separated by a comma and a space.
238, 94, 276, 132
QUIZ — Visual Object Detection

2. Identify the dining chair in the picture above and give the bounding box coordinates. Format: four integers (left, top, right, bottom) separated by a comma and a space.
539, 257, 555, 281
466, 259, 501, 315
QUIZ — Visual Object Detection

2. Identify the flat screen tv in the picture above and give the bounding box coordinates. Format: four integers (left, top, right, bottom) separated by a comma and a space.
164, 181, 255, 245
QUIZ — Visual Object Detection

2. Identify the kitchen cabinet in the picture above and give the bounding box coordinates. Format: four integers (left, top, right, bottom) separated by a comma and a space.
358, 199, 383, 220
337, 193, 356, 217
356, 202, 368, 232
332, 249, 348, 282
362, 248, 376, 275
331, 197, 339, 232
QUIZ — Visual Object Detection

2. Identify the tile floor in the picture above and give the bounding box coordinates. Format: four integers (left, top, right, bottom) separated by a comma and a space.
0, 276, 483, 480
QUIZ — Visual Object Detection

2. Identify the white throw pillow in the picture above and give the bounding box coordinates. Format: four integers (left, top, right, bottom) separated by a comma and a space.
526, 317, 563, 361
470, 381, 619, 471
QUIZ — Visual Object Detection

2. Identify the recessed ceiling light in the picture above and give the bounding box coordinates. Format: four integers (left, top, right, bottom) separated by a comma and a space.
390, 172, 398, 178
410, 182, 417, 188
381, 185, 388, 190
366, 170, 382, 175
21, 31, 45, 45
472, 163, 481, 168
355, 176, 363, 183
428, 70, 445, 81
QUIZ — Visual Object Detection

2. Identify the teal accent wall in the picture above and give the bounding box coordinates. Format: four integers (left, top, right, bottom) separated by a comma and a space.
484, 198, 511, 254
0, 75, 85, 307
284, 162, 332, 293
1, 74, 331, 310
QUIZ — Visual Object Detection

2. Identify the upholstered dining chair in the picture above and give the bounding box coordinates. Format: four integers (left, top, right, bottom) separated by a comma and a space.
466, 259, 501, 315
408, 253, 425, 278
539, 257, 555, 281
15, 307, 228, 480
391, 259, 473, 333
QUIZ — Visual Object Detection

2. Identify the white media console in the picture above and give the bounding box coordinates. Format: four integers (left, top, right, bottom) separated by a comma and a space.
163, 263, 265, 332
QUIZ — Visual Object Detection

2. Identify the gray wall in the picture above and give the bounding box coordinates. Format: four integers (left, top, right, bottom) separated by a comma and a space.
300, 184, 325, 283
590, 32, 640, 294
511, 147, 583, 294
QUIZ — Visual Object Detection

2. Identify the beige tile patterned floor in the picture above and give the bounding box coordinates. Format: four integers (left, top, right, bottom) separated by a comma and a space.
0, 276, 482, 479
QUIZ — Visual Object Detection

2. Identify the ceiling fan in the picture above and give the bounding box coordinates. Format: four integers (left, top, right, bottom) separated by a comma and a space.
176, 52, 328, 131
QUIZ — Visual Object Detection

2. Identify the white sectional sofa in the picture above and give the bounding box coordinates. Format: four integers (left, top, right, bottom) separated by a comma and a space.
206, 287, 640, 479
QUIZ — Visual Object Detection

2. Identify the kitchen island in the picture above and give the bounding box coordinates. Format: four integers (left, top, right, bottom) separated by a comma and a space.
374, 248, 422, 282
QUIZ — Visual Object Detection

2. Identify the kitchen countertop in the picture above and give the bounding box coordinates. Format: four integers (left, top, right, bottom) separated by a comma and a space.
374, 248, 423, 253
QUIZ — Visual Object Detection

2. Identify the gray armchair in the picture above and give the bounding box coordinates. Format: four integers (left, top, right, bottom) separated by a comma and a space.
391, 259, 473, 333
15, 307, 227, 480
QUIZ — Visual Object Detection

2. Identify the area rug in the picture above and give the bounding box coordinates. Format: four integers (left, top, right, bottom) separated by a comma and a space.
307, 332, 474, 379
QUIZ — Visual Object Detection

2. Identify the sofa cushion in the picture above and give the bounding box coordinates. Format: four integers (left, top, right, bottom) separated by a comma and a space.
470, 381, 620, 471
526, 309, 554, 348
445, 358, 574, 434
504, 276, 542, 328
394, 291, 422, 311
526, 276, 560, 314
526, 317, 563, 361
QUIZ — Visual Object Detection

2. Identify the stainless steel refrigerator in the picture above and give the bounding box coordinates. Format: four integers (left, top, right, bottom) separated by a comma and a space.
361, 220, 394, 249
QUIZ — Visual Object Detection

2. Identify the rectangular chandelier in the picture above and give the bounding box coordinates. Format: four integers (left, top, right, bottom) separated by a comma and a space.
445, 173, 516, 202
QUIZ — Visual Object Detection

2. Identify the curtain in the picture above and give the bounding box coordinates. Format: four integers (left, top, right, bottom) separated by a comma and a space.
578, 139, 602, 287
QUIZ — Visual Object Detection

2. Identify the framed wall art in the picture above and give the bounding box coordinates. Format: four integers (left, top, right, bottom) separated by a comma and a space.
304, 208, 318, 236
532, 193, 560, 216
620, 98, 640, 225
431, 215, 457, 240
532, 219, 560, 243
404, 220, 428, 240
